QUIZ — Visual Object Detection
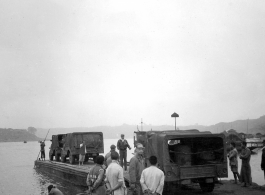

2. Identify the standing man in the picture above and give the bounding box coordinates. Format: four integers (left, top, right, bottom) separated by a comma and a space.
79, 141, 86, 166
140, 156, 164, 195
227, 142, 240, 184
86, 155, 106, 195
239, 141, 252, 187
40, 141, 46, 161
117, 134, 131, 171
261, 140, 265, 181
105, 151, 126, 195
128, 143, 145, 195
105, 144, 119, 167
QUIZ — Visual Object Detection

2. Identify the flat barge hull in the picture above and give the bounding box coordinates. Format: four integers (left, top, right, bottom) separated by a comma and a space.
34, 160, 130, 187
34, 160, 92, 187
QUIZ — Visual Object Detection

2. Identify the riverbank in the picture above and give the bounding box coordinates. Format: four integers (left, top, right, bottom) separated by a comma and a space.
177, 180, 265, 195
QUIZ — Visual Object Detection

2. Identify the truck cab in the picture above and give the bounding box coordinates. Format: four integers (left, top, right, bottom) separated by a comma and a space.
134, 130, 227, 194
61, 132, 104, 164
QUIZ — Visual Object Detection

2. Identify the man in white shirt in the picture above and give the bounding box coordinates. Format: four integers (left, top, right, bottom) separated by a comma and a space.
79, 141, 86, 166
140, 156, 164, 195
105, 151, 126, 195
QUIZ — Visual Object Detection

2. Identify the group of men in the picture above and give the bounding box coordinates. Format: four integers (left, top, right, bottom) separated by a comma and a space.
86, 134, 165, 195
227, 140, 265, 187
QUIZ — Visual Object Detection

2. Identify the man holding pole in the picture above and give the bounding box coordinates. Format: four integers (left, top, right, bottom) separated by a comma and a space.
40, 141, 46, 161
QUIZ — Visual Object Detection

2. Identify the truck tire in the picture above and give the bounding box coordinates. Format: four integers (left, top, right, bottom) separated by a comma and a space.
55, 151, 60, 161
93, 156, 97, 163
84, 155, 89, 162
69, 154, 75, 164
49, 151, 54, 161
61, 155, 66, 163
199, 182, 215, 192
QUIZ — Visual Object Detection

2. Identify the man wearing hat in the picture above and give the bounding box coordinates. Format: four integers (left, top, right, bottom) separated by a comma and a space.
117, 134, 131, 171
105, 144, 119, 167
128, 143, 145, 195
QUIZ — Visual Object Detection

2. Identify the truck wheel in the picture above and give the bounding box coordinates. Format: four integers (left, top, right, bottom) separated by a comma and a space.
69, 155, 75, 164
55, 152, 60, 161
61, 155, 66, 163
49, 153, 53, 161
84, 155, 89, 162
93, 156, 97, 163
199, 182, 215, 192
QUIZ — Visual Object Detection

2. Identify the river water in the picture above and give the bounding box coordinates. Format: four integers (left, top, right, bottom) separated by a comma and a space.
0, 139, 264, 195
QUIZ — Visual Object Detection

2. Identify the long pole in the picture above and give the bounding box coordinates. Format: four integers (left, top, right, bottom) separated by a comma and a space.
247, 118, 249, 134
36, 129, 50, 161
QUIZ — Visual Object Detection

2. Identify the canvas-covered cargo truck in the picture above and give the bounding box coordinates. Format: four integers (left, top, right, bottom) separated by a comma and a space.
61, 132, 104, 164
134, 130, 227, 194
49, 134, 67, 161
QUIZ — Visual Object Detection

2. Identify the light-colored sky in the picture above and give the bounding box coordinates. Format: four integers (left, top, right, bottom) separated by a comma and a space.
0, 0, 265, 129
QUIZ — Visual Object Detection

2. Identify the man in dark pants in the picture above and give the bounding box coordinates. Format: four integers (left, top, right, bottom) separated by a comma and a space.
40, 141, 45, 160
117, 134, 131, 171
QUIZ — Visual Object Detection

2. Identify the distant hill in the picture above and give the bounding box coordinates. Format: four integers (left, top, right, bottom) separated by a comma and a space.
35, 115, 265, 139
0, 128, 42, 142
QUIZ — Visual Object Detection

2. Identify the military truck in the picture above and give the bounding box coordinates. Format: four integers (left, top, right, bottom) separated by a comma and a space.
49, 134, 66, 161
134, 130, 227, 194
60, 132, 104, 164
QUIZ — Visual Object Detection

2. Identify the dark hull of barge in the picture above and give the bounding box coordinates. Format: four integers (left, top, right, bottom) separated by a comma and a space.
34, 160, 130, 188
34, 160, 92, 187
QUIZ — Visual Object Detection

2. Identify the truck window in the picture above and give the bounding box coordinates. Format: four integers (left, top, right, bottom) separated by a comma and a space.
83, 134, 102, 148
168, 137, 224, 165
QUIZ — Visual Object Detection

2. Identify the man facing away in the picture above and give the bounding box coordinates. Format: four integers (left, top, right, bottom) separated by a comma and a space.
140, 156, 164, 195
227, 142, 240, 184
40, 141, 45, 161
117, 134, 131, 171
261, 140, 265, 181
239, 141, 252, 187
105, 151, 126, 195
86, 155, 106, 195
128, 143, 145, 195
79, 141, 86, 166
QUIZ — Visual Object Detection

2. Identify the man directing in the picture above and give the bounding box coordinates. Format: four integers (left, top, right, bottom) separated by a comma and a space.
117, 134, 131, 171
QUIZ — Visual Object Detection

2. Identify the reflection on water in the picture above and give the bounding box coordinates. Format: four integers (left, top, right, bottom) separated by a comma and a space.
0, 139, 264, 195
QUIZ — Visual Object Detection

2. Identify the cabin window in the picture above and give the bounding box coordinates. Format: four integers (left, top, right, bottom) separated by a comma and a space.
168, 137, 224, 166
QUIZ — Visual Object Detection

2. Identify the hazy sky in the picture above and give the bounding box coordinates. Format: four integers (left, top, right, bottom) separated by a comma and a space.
0, 0, 265, 129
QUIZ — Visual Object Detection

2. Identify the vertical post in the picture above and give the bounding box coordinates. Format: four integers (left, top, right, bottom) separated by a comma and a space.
247, 118, 249, 134
175, 117, 177, 131
141, 118, 143, 131
171, 112, 179, 131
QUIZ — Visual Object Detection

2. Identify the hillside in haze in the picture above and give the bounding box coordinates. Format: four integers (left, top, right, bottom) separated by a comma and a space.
0, 128, 42, 142
35, 115, 265, 139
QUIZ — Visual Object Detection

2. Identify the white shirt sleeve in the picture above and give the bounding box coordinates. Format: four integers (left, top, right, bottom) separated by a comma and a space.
156, 171, 165, 195
140, 170, 148, 191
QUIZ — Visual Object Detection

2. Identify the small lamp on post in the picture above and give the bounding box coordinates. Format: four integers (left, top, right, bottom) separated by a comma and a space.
171, 112, 179, 130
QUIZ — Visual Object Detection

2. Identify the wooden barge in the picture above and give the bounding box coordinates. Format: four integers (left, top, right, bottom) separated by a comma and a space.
34, 160, 130, 187
34, 160, 93, 187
